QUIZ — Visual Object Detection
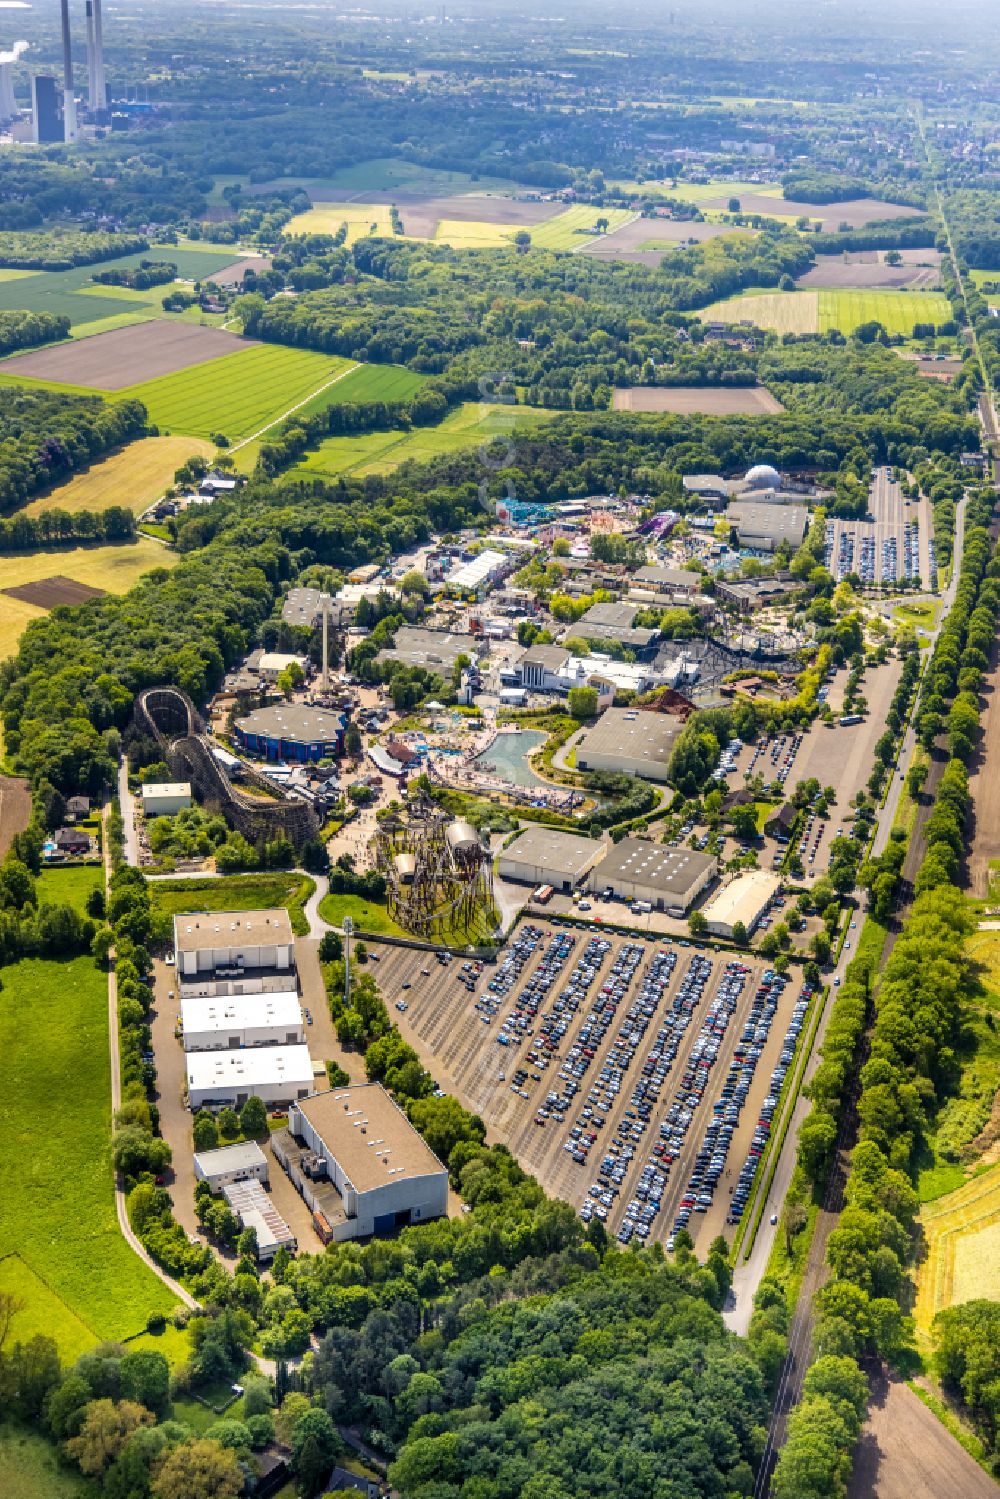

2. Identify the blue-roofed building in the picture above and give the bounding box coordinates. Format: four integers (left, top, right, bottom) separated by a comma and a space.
234, 702, 345, 763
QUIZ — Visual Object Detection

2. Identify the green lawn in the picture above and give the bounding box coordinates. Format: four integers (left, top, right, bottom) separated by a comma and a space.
0, 1424, 97, 1499
317, 891, 409, 937
0, 956, 178, 1355
149, 871, 316, 936
36, 863, 103, 916
118, 344, 356, 442
296, 401, 557, 479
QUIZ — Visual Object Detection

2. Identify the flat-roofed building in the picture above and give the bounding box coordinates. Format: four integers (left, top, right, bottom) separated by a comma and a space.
725, 502, 808, 552
631, 565, 702, 596
181, 990, 304, 1052
222, 1177, 297, 1262
234, 702, 345, 762
576, 707, 682, 783
174, 909, 295, 982
280, 1085, 448, 1242
375, 626, 479, 675
258, 652, 309, 682
281, 586, 334, 629
498, 826, 606, 890
193, 1140, 269, 1192
716, 574, 800, 614
517, 643, 571, 691
140, 782, 192, 817
186, 1044, 314, 1110
445, 548, 509, 597
589, 837, 717, 913
701, 871, 781, 938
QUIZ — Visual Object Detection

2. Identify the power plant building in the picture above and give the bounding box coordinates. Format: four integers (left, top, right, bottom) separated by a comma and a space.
31, 74, 61, 142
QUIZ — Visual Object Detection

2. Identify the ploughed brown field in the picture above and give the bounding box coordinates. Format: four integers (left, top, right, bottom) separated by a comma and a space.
1, 321, 254, 391
699, 193, 923, 229
582, 216, 755, 253
797, 252, 941, 290
2, 576, 105, 609
847, 1370, 998, 1499
612, 385, 784, 415
0, 775, 31, 859
210, 255, 273, 286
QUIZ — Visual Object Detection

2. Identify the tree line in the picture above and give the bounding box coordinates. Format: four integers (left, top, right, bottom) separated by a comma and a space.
0, 388, 147, 516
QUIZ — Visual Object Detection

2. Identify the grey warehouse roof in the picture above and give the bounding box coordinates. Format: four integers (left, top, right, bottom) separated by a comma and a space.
725, 502, 808, 546
597, 837, 717, 897
577, 708, 682, 767
174, 908, 293, 953
193, 1140, 268, 1177
376, 626, 478, 672
501, 825, 605, 879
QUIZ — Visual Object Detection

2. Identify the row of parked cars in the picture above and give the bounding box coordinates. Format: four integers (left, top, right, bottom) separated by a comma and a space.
546, 940, 646, 1160
727, 975, 812, 1226
581, 947, 682, 1231
474, 924, 546, 1028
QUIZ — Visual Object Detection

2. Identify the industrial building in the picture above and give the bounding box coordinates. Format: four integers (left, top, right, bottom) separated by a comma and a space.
575, 708, 682, 783
498, 826, 607, 890
716, 575, 800, 614
234, 702, 345, 762
631, 565, 702, 596
576, 601, 660, 655
701, 871, 782, 938
222, 1177, 297, 1262
174, 909, 295, 982
257, 652, 309, 682
31, 74, 61, 142
193, 1140, 269, 1192
445, 549, 510, 596
281, 586, 335, 629
274, 1085, 449, 1243
517, 643, 571, 691
589, 837, 717, 913
140, 782, 192, 817
181, 991, 304, 1052
375, 626, 479, 675
186, 1045, 315, 1110
725, 502, 808, 552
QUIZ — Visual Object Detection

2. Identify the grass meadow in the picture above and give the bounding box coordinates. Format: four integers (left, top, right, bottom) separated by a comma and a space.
914, 1162, 1000, 1334
0, 1423, 96, 1499
0, 955, 178, 1355
528, 205, 635, 251
295, 400, 556, 478
36, 863, 103, 915
295, 361, 426, 418
23, 436, 215, 518
284, 203, 397, 242
150, 870, 316, 936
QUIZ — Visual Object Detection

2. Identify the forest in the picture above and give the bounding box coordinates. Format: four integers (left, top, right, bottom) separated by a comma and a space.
0, 388, 147, 513
0, 229, 149, 270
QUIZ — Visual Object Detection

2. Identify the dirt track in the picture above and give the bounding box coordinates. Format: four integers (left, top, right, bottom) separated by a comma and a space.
3, 322, 252, 391
848, 1371, 999, 1499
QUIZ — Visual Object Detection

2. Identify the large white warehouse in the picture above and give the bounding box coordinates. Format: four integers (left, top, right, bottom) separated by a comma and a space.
186, 1044, 315, 1111
181, 990, 305, 1053
174, 909, 295, 981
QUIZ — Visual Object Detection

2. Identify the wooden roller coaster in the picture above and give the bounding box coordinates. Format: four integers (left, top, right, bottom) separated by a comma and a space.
134, 686, 319, 847
373, 793, 496, 942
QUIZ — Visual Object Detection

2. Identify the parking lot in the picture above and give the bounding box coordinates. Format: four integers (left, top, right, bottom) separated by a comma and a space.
825, 469, 935, 590
369, 927, 811, 1250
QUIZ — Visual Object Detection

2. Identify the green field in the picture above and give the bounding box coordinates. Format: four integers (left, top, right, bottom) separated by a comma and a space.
528, 205, 635, 251
0, 1423, 96, 1499
36, 863, 103, 915
701, 286, 952, 336
284, 203, 397, 242
258, 157, 520, 197
149, 870, 316, 936
295, 361, 426, 418
296, 401, 557, 478
118, 344, 356, 441
0, 955, 178, 1355
609, 175, 783, 201
818, 288, 952, 335
0, 247, 239, 330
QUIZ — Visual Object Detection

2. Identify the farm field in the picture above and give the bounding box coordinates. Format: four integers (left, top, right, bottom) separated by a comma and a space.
612, 385, 784, 415
799, 253, 942, 290
434, 219, 517, 248
914, 1162, 1000, 1334
120, 344, 356, 442
700, 287, 951, 335
527, 205, 636, 251
296, 401, 557, 478
0, 538, 174, 660
968, 269, 1000, 306
284, 202, 397, 241
629, 177, 784, 202
295, 360, 426, 417
2, 322, 251, 391
0, 1421, 96, 1499
0, 955, 178, 1353
23, 436, 216, 518
0, 246, 241, 330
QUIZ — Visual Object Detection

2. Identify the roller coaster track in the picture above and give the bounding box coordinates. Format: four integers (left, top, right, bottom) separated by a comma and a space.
134, 686, 319, 846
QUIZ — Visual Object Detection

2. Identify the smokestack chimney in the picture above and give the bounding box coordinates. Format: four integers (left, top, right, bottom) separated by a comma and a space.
90, 0, 106, 111
85, 1, 96, 110
59, 0, 76, 140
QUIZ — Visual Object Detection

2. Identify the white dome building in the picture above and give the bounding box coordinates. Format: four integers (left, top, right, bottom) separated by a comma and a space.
744, 463, 782, 491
